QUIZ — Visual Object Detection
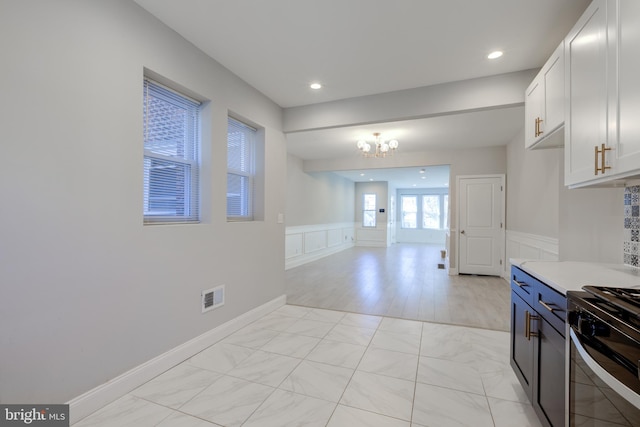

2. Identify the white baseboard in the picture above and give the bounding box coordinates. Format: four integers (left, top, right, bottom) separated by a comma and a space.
68, 295, 286, 425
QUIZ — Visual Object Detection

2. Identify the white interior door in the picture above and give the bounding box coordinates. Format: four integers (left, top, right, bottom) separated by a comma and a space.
457, 175, 504, 276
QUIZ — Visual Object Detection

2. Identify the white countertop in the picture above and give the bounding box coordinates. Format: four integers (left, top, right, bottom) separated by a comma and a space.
510, 259, 640, 295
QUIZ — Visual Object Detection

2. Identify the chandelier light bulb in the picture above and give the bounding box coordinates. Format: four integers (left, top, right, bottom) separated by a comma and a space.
356, 132, 398, 158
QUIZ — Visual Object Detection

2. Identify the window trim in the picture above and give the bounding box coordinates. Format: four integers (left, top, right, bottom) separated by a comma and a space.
143, 77, 201, 225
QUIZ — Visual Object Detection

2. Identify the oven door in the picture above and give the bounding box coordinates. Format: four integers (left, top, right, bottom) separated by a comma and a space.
570, 328, 640, 426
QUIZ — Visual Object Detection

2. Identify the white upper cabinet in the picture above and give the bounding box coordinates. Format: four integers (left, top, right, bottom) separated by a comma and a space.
565, 0, 640, 188
613, 1, 640, 175
565, 0, 611, 187
525, 42, 565, 149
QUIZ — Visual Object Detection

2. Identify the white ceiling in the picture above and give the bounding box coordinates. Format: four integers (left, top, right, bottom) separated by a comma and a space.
133, 0, 590, 188
334, 165, 451, 189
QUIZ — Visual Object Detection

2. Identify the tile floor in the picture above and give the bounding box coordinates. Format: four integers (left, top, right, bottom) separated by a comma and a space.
74, 305, 542, 427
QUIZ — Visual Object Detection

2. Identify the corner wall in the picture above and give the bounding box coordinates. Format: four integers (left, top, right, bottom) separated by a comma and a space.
0, 0, 286, 405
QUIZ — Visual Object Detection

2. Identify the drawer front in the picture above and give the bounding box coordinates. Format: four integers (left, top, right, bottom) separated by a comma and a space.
534, 284, 566, 337
511, 267, 537, 306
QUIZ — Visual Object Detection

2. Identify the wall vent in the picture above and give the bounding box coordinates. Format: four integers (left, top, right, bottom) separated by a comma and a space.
202, 285, 225, 313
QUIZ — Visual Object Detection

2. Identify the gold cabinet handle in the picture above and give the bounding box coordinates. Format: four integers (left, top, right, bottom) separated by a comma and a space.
525, 310, 540, 340
535, 117, 544, 137
595, 144, 612, 175
539, 300, 555, 312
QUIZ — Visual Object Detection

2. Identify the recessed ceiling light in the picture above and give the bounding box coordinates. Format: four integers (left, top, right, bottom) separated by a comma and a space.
487, 51, 503, 59
421, 176, 426, 179
369, 178, 374, 181
419, 169, 425, 174
360, 173, 365, 176
310, 82, 322, 90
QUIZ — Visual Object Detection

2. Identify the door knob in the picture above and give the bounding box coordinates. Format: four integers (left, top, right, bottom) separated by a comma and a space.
461, 230, 465, 234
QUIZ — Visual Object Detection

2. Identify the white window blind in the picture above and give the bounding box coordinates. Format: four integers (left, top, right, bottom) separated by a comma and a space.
143, 78, 200, 224
227, 117, 256, 220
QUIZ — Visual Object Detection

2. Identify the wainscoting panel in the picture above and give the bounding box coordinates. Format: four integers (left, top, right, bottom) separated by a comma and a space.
285, 223, 355, 270
506, 230, 559, 278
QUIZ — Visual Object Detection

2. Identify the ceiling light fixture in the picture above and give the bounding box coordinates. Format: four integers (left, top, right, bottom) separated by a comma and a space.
356, 132, 399, 158
487, 50, 503, 59
310, 82, 322, 90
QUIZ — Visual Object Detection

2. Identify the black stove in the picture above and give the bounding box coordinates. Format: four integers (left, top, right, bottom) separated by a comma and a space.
582, 285, 640, 320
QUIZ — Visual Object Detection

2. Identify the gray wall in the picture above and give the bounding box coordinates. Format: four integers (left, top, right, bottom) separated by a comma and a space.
286, 154, 355, 226
0, 0, 286, 403
505, 127, 623, 263
506, 129, 561, 238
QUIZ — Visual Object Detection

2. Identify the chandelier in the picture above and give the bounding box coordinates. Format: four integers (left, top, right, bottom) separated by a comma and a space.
356, 132, 399, 158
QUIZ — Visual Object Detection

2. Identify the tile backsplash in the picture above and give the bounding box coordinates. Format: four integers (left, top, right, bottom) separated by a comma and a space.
624, 185, 640, 267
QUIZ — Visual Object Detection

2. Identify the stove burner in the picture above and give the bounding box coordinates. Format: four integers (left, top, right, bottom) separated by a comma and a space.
583, 286, 640, 318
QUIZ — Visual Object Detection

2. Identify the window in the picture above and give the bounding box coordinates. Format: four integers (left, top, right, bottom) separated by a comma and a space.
399, 192, 449, 230
363, 193, 377, 227
143, 78, 201, 224
401, 195, 418, 228
422, 195, 441, 228
227, 117, 256, 220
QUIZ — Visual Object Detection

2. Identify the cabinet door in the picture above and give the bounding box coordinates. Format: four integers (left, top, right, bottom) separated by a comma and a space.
613, 1, 640, 174
543, 43, 564, 137
525, 77, 544, 149
565, 0, 612, 186
533, 318, 565, 427
510, 291, 533, 400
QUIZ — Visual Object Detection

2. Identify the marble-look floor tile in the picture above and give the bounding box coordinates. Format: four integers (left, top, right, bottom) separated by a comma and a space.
251, 312, 300, 332
370, 330, 421, 355
243, 389, 336, 427
131, 364, 220, 409
73, 395, 173, 427
285, 318, 335, 338
481, 366, 530, 403
358, 347, 418, 381
179, 375, 274, 427
227, 350, 300, 387
412, 383, 494, 427
327, 404, 410, 427
222, 326, 280, 349
303, 307, 346, 323
419, 333, 477, 363
324, 324, 376, 346
339, 312, 382, 329
274, 304, 313, 318
377, 317, 423, 336
416, 356, 484, 395
187, 342, 255, 374
279, 360, 354, 402
156, 411, 220, 427
260, 332, 320, 358
340, 371, 415, 421
305, 339, 367, 369
488, 397, 543, 427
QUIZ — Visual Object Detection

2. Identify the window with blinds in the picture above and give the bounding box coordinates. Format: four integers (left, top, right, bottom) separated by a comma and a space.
227, 117, 256, 220
143, 78, 201, 224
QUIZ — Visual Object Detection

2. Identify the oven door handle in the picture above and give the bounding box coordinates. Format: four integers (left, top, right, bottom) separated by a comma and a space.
570, 328, 640, 410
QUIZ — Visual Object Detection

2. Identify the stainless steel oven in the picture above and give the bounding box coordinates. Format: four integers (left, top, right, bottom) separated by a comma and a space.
567, 287, 640, 426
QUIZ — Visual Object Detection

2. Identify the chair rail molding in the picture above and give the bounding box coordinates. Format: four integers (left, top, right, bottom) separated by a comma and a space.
285, 222, 355, 270
506, 230, 559, 278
